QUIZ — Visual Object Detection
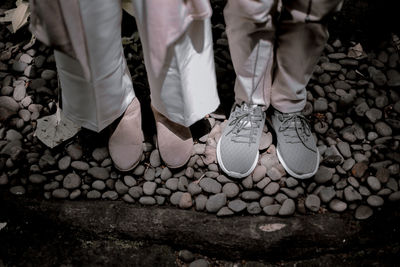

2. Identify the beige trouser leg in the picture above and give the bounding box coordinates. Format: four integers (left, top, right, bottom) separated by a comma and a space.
55, 0, 135, 132
224, 0, 343, 112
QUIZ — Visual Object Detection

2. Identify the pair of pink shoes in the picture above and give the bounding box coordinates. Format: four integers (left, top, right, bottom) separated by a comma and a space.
108, 98, 193, 171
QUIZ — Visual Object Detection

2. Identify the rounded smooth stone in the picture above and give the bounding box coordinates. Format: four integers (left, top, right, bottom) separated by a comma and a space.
389, 192, 400, 202
52, 188, 69, 199
92, 147, 109, 162
150, 150, 161, 167
166, 178, 179, 191
133, 165, 145, 176
247, 202, 262, 214
139, 196, 156, 205
143, 181, 157, 196
63, 173, 81, 189
344, 186, 362, 202
178, 176, 188, 191
355, 205, 373, 220
329, 199, 347, 212
280, 188, 299, 199
337, 142, 351, 158
122, 194, 135, 203
178, 250, 195, 263
228, 199, 247, 213
189, 259, 209, 267
71, 161, 90, 171
351, 162, 368, 178
179, 192, 193, 209
259, 196, 274, 207
199, 178, 222, 194
87, 190, 101, 199
10, 185, 26, 195
160, 167, 172, 180
263, 204, 281, 216
222, 183, 240, 198
144, 168, 156, 181
92, 180, 106, 191
319, 186, 336, 203
285, 177, 298, 188
241, 190, 262, 201
58, 156, 71, 170
115, 180, 129, 194
102, 191, 119, 200
156, 188, 171, 196
375, 121, 392, 137
252, 165, 267, 182
367, 195, 384, 207
278, 199, 295, 216
263, 182, 280, 195
314, 166, 333, 183
66, 144, 83, 160
29, 174, 47, 184
367, 176, 381, 191
128, 186, 143, 199
88, 167, 109, 180
70, 189, 81, 200
195, 194, 208, 211
170, 192, 184, 205
305, 194, 321, 212
123, 176, 136, 187
187, 182, 202, 196
206, 193, 227, 213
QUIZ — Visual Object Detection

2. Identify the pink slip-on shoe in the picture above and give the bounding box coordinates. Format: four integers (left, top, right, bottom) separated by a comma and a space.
108, 97, 144, 171
152, 106, 193, 169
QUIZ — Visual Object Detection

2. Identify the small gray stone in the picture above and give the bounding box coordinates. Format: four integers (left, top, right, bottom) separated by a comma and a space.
123, 176, 136, 187
263, 182, 280, 195
337, 142, 351, 158
388, 191, 400, 202
144, 168, 156, 181
259, 196, 274, 207
170, 192, 184, 205
222, 183, 240, 198
87, 190, 101, 199
241, 175, 253, 189
178, 250, 195, 263
279, 199, 295, 216
88, 167, 109, 180
179, 192, 193, 209
160, 167, 172, 180
355, 205, 373, 220
216, 207, 234, 217
12, 61, 27, 72
41, 69, 56, 80
367, 176, 381, 191
133, 165, 145, 176
13, 83, 26, 101
275, 193, 289, 204
128, 186, 143, 199
206, 193, 227, 213
285, 177, 298, 188
367, 195, 384, 207
189, 259, 209, 267
52, 188, 69, 199
314, 166, 333, 183
92, 180, 106, 191
71, 161, 90, 171
375, 121, 392, 137
321, 62, 341, 72
241, 190, 262, 200
143, 181, 157, 195
342, 158, 356, 171
252, 165, 267, 182
319, 186, 336, 203
70, 189, 81, 200
92, 147, 109, 162
195, 194, 208, 211
63, 173, 81, 189
58, 156, 71, 170
29, 174, 46, 184
66, 143, 83, 160
228, 199, 247, 213
166, 178, 179, 191
199, 178, 222, 194
139, 196, 156, 205
305, 194, 321, 212
102, 191, 119, 200
344, 186, 362, 202
329, 199, 347, 212
247, 202, 262, 214
263, 204, 281, 216
10, 185, 26, 195
156, 188, 171, 196
187, 182, 202, 195
365, 108, 382, 123
150, 149, 161, 167
178, 176, 189, 191
122, 194, 135, 203
359, 185, 371, 197
115, 180, 129, 195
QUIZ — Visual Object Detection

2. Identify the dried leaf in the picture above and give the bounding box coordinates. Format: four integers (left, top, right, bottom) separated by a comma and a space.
35, 108, 80, 148
259, 223, 286, 232
122, 37, 133, 45
11, 2, 29, 33
347, 43, 366, 59
0, 222, 7, 231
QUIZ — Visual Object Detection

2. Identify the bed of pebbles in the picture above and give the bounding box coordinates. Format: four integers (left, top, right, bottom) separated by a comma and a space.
1, 10, 400, 223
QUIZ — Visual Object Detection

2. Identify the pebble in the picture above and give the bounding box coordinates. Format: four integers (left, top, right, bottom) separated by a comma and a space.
87, 190, 101, 199
144, 168, 155, 181
123, 176, 136, 187
344, 186, 362, 202
139, 196, 156, 205
13, 83, 26, 101
367, 195, 384, 207
189, 259, 209, 267
217, 207, 234, 216
143, 181, 157, 195
263, 204, 281, 216
247, 202, 262, 214
128, 186, 143, 199
178, 250, 195, 263
222, 183, 240, 198
329, 199, 347, 212
29, 174, 47, 184
170, 192, 184, 205
66, 144, 83, 160
314, 166, 333, 183
52, 188, 69, 199
58, 156, 71, 170
179, 193, 193, 209
92, 180, 106, 191
241, 190, 262, 200
88, 167, 109, 180
102, 191, 118, 200
206, 193, 227, 213
252, 165, 267, 182
92, 147, 109, 162
0, 96, 20, 121
263, 182, 280, 195
10, 185, 26, 195
305, 195, 321, 212
279, 199, 296, 216
195, 194, 208, 211
259, 196, 274, 207
133, 165, 145, 176
150, 150, 161, 167
166, 178, 179, 191
355, 205, 373, 220
375, 121, 392, 136
228, 199, 247, 213
160, 167, 172, 180
187, 182, 202, 195
156, 188, 171, 196
115, 180, 129, 195
367, 176, 381, 191
63, 173, 81, 189
199, 178, 221, 194
122, 194, 135, 203
351, 162, 368, 178
178, 176, 188, 191
70, 189, 81, 200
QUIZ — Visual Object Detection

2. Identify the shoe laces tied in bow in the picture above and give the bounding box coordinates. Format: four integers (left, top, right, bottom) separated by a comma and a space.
226, 104, 263, 145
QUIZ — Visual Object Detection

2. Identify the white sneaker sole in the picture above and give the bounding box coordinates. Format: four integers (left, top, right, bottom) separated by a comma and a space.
276, 147, 320, 179
216, 138, 259, 179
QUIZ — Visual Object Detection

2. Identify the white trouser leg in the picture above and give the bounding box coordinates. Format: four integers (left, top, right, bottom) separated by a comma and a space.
54, 0, 135, 132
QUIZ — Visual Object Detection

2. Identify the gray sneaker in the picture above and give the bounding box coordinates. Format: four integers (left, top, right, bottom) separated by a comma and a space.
270, 110, 319, 179
217, 103, 266, 179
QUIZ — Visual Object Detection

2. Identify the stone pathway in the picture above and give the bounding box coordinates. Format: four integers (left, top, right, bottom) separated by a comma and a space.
0, 9, 399, 223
